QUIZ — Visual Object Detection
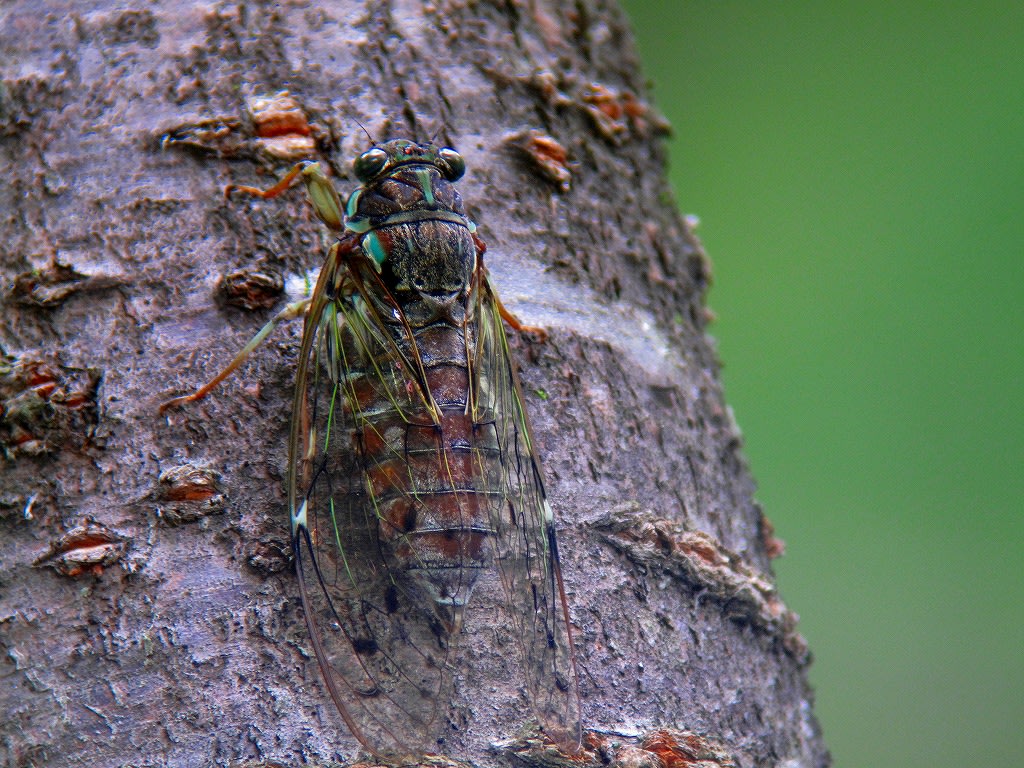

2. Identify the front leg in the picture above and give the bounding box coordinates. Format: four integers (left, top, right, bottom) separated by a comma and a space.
227, 161, 345, 233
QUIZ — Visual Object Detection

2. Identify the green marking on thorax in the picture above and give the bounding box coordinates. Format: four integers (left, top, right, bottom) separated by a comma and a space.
346, 189, 371, 234
363, 231, 388, 266
415, 168, 435, 205
346, 188, 362, 218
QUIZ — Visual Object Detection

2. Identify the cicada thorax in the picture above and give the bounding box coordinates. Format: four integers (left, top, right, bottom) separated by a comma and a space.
327, 153, 502, 632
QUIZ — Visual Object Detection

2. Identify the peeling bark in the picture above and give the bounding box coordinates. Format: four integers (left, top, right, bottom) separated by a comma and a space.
0, 2, 828, 767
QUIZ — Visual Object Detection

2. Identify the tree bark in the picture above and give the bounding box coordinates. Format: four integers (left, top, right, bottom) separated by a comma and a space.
0, 2, 827, 767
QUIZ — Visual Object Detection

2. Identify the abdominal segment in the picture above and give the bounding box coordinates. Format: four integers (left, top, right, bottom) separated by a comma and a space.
344, 319, 503, 622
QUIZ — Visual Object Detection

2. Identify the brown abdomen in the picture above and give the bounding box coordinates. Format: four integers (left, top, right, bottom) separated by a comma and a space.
346, 321, 501, 609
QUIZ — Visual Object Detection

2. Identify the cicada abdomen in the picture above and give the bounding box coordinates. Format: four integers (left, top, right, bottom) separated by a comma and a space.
165, 139, 580, 757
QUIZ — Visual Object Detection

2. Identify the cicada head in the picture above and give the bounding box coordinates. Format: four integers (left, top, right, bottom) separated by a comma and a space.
351, 139, 466, 184
344, 140, 472, 227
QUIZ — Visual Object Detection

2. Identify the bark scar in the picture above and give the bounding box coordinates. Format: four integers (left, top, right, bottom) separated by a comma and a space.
595, 504, 808, 663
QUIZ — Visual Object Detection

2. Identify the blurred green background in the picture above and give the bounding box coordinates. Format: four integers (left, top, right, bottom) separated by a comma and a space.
619, 2, 1023, 766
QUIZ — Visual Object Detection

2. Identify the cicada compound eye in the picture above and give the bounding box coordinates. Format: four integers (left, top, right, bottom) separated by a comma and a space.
438, 147, 466, 181
354, 147, 388, 182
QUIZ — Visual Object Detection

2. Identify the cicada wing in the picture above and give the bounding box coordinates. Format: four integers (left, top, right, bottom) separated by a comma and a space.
472, 274, 582, 752
288, 254, 457, 756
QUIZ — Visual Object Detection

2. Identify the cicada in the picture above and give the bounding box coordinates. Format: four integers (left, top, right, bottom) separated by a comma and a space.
162, 139, 580, 756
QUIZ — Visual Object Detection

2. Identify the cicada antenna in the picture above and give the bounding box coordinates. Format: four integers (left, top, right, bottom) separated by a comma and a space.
354, 117, 375, 145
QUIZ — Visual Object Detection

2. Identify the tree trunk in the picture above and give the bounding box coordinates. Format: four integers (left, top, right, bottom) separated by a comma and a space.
0, 2, 828, 767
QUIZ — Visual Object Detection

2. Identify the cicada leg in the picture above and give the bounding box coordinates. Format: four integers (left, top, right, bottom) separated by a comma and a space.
224, 161, 308, 201
159, 297, 310, 413
161, 163, 349, 414
493, 290, 548, 342
472, 232, 548, 342
227, 161, 345, 233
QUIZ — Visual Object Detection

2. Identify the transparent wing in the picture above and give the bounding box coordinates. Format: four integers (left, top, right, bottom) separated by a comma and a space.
288, 244, 579, 756
289, 244, 454, 755
471, 270, 582, 752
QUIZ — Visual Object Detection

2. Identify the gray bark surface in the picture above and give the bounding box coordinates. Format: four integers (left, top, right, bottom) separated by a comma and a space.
0, 2, 827, 766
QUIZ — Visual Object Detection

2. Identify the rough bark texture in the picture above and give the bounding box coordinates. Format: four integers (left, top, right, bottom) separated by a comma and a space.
0, 2, 828, 767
